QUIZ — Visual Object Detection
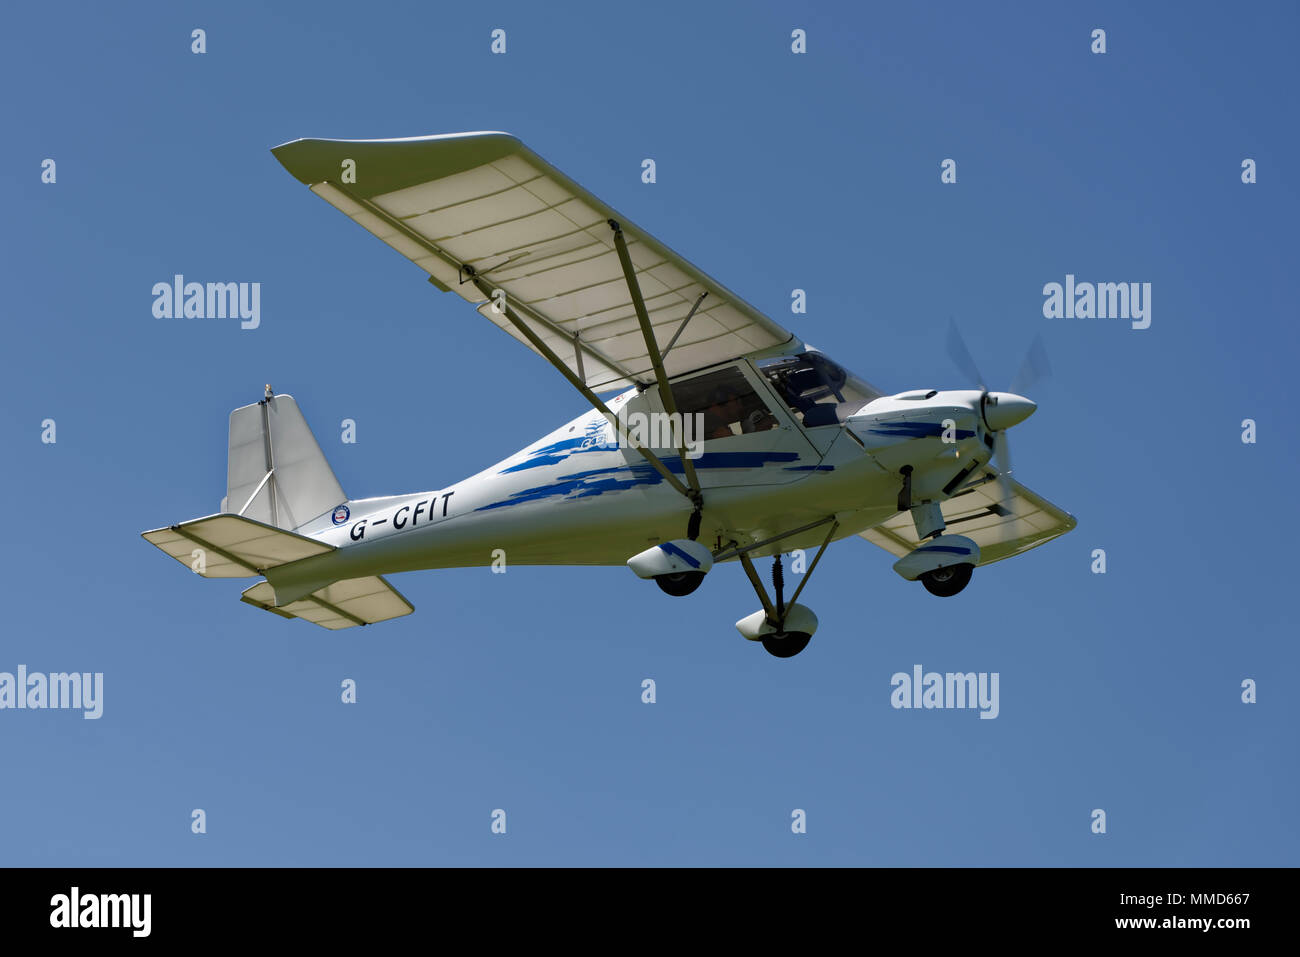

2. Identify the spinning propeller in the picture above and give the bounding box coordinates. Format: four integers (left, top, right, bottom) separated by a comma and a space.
944, 320, 1052, 543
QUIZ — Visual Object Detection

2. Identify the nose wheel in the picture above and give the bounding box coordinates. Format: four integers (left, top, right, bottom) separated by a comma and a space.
919, 563, 974, 597
730, 522, 838, 658
761, 631, 812, 658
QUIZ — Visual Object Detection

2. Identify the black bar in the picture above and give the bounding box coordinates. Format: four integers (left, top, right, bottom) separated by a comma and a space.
0, 867, 1285, 943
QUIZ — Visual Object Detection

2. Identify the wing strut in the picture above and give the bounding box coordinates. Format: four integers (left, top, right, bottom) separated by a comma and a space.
460, 265, 694, 504
609, 220, 704, 539
660, 291, 708, 362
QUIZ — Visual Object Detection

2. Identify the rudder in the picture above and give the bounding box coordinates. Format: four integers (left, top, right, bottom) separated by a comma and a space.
222, 389, 345, 531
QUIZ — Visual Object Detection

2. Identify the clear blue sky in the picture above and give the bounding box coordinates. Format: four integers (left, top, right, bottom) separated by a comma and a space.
2, 0, 1295, 866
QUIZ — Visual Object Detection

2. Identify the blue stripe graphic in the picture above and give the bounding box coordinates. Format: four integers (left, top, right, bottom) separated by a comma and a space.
658, 542, 702, 568
477, 451, 803, 511
868, 423, 975, 440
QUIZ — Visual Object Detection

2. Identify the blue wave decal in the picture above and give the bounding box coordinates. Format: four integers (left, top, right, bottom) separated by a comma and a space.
663, 451, 800, 472
868, 423, 975, 440
785, 465, 835, 471
476, 463, 663, 511
916, 545, 972, 555
499, 433, 613, 473
658, 542, 702, 568
477, 451, 803, 511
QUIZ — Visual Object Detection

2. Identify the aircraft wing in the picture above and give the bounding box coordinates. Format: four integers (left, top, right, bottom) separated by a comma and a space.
859, 475, 1077, 566
271, 133, 797, 392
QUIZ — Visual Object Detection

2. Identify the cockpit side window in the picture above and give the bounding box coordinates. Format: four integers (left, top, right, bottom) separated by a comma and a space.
670, 366, 779, 440
758, 353, 881, 427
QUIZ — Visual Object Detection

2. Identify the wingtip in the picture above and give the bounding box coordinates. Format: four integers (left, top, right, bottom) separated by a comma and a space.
270, 132, 523, 186
271, 130, 517, 152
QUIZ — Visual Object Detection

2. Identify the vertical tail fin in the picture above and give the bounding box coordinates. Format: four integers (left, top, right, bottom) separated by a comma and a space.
221, 389, 345, 532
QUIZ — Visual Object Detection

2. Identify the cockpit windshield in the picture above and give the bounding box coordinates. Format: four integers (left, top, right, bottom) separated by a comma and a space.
757, 352, 882, 427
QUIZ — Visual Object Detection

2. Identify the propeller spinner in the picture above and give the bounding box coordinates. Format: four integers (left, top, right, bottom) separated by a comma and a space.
946, 319, 1050, 477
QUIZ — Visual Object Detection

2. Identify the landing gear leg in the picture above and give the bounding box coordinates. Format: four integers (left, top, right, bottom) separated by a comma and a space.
687, 491, 703, 542
761, 554, 809, 657
737, 551, 812, 658
733, 522, 838, 658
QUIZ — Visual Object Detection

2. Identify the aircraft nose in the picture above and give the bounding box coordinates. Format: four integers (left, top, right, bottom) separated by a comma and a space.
983, 392, 1036, 431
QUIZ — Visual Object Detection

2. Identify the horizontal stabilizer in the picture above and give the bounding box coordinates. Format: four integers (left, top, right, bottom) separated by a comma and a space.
141, 514, 334, 578
240, 576, 414, 629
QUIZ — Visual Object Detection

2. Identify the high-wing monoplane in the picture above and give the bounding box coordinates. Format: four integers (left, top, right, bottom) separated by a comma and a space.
143, 133, 1075, 657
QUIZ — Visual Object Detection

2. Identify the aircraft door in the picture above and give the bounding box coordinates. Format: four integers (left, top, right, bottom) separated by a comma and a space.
643, 363, 822, 488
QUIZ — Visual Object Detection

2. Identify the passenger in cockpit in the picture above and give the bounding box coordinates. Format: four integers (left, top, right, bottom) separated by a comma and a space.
702, 387, 743, 439
702, 386, 777, 438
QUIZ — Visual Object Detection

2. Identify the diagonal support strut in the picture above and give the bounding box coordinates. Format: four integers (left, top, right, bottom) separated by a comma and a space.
728, 518, 840, 628
609, 220, 704, 537
786, 521, 838, 609
738, 551, 777, 623
461, 267, 693, 501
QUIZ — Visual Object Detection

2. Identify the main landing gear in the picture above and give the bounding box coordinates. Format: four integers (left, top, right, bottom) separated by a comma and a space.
892, 499, 979, 598
655, 570, 706, 597
627, 539, 714, 597
627, 519, 838, 659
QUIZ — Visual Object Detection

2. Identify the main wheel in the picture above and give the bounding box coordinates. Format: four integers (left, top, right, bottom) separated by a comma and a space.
762, 631, 812, 658
655, 571, 705, 596
920, 563, 973, 597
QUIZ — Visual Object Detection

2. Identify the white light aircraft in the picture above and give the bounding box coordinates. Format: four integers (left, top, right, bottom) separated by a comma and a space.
143, 133, 1075, 657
